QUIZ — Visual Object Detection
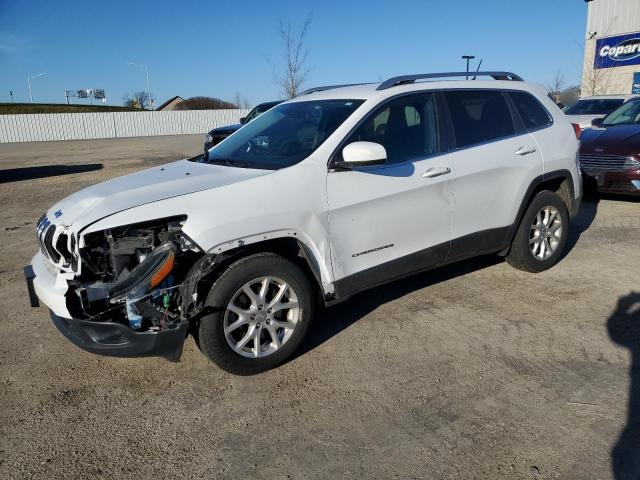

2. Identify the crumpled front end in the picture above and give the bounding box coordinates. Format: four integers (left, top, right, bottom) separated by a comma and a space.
27, 214, 207, 361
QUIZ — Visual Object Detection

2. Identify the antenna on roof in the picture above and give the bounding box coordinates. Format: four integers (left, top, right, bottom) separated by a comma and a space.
471, 59, 483, 80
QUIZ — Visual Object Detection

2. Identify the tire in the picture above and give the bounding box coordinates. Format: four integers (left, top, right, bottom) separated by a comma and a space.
197, 253, 314, 375
506, 190, 569, 273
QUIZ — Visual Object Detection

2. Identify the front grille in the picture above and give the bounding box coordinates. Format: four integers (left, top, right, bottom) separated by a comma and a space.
579, 154, 640, 172
43, 225, 60, 262
36, 214, 76, 271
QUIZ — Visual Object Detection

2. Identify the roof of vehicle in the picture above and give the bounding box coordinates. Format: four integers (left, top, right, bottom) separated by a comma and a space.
284, 71, 549, 105
256, 100, 282, 108
577, 95, 638, 101
287, 79, 546, 103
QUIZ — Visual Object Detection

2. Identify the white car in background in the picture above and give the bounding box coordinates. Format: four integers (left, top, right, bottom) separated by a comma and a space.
563, 95, 638, 129
25, 71, 582, 375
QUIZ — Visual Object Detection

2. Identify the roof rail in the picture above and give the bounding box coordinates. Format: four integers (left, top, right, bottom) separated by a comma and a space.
376, 71, 523, 90
297, 83, 371, 96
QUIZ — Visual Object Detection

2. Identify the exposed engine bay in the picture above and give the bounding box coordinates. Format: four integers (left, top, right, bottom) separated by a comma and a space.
67, 216, 206, 332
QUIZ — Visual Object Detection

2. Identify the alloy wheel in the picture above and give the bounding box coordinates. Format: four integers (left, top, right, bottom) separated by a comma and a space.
223, 276, 300, 358
529, 206, 562, 260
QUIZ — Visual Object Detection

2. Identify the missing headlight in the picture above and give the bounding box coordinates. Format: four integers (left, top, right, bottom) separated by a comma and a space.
70, 215, 203, 330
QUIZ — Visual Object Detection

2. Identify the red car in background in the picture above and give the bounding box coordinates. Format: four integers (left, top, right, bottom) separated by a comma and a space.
580, 98, 640, 197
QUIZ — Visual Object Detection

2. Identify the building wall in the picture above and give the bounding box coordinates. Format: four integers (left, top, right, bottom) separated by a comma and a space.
582, 0, 640, 95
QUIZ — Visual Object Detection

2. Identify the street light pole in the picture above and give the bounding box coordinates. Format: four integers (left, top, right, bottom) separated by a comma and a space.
462, 55, 475, 80
144, 65, 152, 110
127, 61, 153, 109
27, 73, 46, 103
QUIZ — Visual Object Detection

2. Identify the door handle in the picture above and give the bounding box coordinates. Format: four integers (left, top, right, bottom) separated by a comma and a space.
422, 167, 451, 178
514, 146, 537, 156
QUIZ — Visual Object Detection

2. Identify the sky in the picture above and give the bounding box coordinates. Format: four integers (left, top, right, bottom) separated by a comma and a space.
0, 0, 587, 107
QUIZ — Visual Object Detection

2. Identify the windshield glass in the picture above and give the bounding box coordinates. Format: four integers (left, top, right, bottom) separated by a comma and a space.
602, 99, 640, 126
563, 98, 624, 115
205, 99, 364, 170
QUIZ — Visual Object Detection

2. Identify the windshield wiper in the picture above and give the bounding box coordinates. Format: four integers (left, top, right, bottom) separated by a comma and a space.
207, 158, 249, 168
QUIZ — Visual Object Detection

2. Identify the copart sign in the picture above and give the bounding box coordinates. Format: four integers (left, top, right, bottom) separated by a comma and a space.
595, 32, 640, 69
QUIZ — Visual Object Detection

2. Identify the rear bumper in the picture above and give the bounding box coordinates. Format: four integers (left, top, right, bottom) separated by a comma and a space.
583, 169, 640, 196
49, 312, 188, 361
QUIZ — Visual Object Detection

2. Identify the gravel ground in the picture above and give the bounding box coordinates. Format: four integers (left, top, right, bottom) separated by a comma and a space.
0, 135, 639, 480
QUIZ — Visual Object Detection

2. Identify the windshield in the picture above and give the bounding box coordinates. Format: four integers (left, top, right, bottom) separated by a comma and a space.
205, 99, 364, 170
563, 98, 624, 115
602, 99, 640, 126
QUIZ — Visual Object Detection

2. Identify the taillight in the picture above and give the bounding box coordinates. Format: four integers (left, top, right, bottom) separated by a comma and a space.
572, 123, 581, 139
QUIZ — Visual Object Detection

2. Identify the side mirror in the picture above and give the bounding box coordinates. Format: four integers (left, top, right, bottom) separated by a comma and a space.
239, 117, 247, 125
337, 141, 387, 169
591, 117, 604, 128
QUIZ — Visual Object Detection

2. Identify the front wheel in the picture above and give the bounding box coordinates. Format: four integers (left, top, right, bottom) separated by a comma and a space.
197, 253, 314, 375
506, 191, 569, 273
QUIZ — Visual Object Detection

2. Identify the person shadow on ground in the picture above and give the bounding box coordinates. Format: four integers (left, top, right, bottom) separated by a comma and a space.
608, 292, 640, 480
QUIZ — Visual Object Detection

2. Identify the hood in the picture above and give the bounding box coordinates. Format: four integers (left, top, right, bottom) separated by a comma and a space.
209, 124, 241, 135
580, 124, 640, 156
47, 159, 271, 230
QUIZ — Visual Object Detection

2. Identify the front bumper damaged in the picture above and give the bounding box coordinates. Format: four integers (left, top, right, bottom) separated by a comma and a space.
49, 312, 188, 361
26, 250, 189, 361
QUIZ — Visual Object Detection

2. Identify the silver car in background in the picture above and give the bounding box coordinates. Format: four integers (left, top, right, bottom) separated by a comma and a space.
563, 95, 638, 130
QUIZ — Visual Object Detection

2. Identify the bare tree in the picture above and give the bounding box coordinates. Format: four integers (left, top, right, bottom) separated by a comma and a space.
123, 91, 151, 109
271, 14, 312, 98
233, 92, 250, 109
558, 86, 580, 107
575, 21, 615, 96
546, 70, 567, 104
582, 55, 612, 96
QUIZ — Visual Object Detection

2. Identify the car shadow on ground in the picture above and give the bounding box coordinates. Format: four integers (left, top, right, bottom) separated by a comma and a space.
564, 195, 599, 256
0, 164, 103, 183
607, 292, 640, 479
296, 254, 502, 359
296, 196, 601, 360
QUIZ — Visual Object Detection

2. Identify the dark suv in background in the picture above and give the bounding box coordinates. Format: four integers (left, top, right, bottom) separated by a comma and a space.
203, 100, 281, 152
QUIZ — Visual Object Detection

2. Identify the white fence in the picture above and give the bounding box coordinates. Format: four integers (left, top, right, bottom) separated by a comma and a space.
0, 109, 250, 143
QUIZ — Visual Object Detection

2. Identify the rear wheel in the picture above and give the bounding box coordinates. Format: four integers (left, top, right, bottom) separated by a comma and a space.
197, 253, 313, 375
506, 191, 569, 273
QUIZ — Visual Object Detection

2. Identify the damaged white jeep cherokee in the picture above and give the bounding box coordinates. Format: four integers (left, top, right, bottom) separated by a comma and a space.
25, 72, 582, 375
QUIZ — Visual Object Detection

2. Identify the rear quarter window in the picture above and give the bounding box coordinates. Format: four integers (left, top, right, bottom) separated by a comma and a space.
509, 91, 553, 131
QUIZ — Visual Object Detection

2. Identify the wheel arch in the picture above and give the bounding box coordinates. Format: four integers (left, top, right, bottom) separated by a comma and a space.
500, 169, 578, 256
191, 232, 332, 311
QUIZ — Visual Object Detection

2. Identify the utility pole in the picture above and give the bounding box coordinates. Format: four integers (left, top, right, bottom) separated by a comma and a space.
462, 55, 475, 80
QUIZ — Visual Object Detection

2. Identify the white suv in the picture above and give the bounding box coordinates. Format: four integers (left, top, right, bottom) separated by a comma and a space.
25, 72, 582, 374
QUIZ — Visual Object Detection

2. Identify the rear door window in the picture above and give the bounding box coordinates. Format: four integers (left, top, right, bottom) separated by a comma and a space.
509, 91, 552, 131
443, 90, 515, 149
